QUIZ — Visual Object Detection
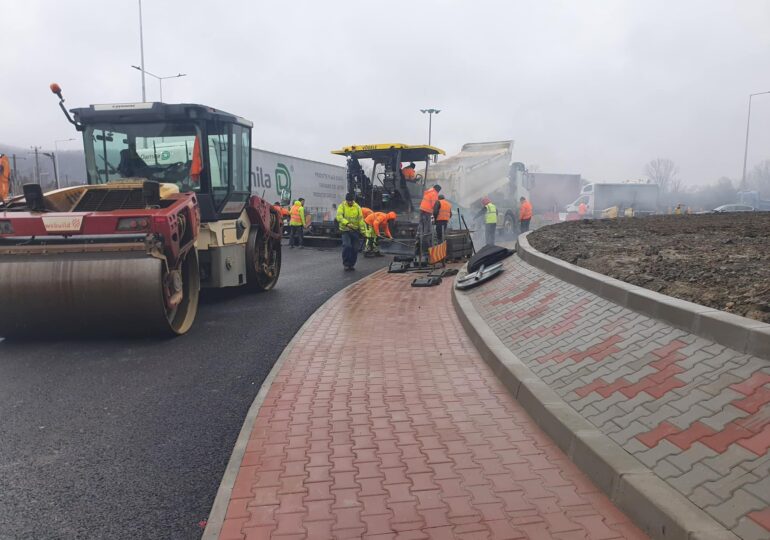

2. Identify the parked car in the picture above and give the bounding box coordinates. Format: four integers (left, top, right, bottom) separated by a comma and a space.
712, 204, 755, 213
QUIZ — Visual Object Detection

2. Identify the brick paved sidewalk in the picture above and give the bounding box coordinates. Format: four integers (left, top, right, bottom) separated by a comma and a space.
463, 253, 770, 540
216, 270, 645, 539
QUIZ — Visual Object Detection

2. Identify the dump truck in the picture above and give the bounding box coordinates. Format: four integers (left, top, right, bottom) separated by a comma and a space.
0, 84, 282, 337
425, 141, 531, 235
566, 182, 659, 217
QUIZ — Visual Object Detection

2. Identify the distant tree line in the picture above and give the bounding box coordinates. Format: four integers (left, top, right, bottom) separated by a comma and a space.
643, 157, 770, 211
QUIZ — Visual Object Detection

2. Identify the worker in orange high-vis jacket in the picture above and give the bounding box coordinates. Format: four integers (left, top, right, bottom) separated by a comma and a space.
417, 184, 441, 250
0, 154, 10, 201
435, 194, 452, 243
519, 196, 533, 233
364, 211, 396, 256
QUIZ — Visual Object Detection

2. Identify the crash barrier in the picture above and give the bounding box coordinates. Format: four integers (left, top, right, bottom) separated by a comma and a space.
517, 232, 770, 361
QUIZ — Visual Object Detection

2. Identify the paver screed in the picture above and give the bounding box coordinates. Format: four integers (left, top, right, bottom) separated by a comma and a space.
218, 270, 646, 539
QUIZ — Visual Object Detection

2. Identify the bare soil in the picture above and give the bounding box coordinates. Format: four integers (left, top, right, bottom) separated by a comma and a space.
528, 213, 770, 323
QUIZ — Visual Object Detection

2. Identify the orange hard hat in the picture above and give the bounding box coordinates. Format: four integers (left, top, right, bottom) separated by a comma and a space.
387, 211, 397, 220
362, 207, 372, 218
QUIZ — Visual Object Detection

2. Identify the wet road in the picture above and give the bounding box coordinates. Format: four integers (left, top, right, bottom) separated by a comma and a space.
0, 246, 387, 540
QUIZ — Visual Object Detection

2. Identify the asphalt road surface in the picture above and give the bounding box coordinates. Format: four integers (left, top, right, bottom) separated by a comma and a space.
0, 246, 388, 540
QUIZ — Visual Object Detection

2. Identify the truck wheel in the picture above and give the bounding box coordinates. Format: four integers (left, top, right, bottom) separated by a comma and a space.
246, 226, 281, 291
503, 214, 516, 237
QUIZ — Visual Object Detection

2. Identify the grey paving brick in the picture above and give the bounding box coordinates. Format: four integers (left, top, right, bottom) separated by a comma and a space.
703, 465, 759, 499
675, 362, 721, 385
732, 516, 770, 540
570, 392, 606, 412
642, 392, 681, 413
612, 406, 649, 429
702, 445, 761, 477
668, 404, 714, 429
704, 489, 766, 529
742, 454, 770, 477
715, 355, 762, 377
638, 404, 680, 428
578, 403, 601, 419
697, 372, 744, 397
669, 463, 722, 496
668, 442, 719, 474
700, 405, 749, 431
700, 389, 744, 413
677, 349, 716, 370
744, 473, 770, 505
635, 440, 680, 468
653, 458, 684, 480
620, 365, 657, 384
617, 392, 655, 413
690, 486, 724, 509
702, 343, 728, 357
668, 389, 713, 413
609, 420, 652, 445
587, 404, 625, 429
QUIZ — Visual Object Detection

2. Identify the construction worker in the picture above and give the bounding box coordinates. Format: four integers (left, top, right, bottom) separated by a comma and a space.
336, 192, 367, 270
435, 194, 452, 242
578, 201, 587, 218
519, 196, 533, 233
402, 162, 417, 181
364, 211, 397, 256
289, 198, 306, 248
476, 196, 497, 246
417, 184, 441, 251
0, 154, 10, 201
674, 203, 683, 215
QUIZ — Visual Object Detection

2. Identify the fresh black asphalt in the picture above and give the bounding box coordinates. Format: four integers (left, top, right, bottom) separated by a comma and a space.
0, 246, 388, 540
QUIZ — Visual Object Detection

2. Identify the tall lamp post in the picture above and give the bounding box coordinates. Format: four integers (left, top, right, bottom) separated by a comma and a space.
53, 138, 76, 189
138, 0, 146, 102
420, 108, 441, 146
131, 66, 186, 102
741, 90, 770, 189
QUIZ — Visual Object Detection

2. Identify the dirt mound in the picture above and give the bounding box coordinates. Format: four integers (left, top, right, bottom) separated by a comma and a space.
528, 213, 770, 323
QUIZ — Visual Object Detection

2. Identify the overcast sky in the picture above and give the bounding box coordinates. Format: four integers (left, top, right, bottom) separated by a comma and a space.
1, 0, 768, 185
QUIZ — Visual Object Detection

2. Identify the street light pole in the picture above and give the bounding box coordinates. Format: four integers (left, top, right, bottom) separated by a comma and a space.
741, 90, 770, 190
131, 66, 186, 102
138, 0, 147, 102
54, 138, 76, 189
420, 108, 441, 146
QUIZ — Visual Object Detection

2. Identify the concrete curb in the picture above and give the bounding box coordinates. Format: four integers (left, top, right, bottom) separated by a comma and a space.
202, 269, 385, 540
517, 232, 770, 361
452, 283, 739, 540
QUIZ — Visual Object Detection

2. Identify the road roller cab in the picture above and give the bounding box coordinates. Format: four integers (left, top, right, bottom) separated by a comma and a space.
0, 86, 282, 337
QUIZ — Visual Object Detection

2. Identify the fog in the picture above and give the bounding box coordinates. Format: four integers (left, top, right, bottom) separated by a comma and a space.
1, 0, 768, 186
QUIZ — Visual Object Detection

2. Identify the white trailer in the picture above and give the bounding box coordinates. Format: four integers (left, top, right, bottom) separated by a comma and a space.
251, 148, 347, 222
566, 182, 659, 216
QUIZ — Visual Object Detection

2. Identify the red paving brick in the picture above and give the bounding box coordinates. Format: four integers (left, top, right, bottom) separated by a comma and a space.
218, 271, 646, 539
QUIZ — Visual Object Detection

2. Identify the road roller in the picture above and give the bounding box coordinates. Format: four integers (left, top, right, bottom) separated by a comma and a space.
0, 84, 282, 337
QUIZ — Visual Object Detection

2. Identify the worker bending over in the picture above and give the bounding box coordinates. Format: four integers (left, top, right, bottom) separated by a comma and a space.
336, 193, 367, 271
364, 211, 397, 256
435, 194, 452, 242
289, 198, 306, 248
476, 196, 497, 246
519, 196, 532, 233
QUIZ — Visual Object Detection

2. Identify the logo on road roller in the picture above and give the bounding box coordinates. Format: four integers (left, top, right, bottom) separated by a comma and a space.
42, 216, 84, 232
